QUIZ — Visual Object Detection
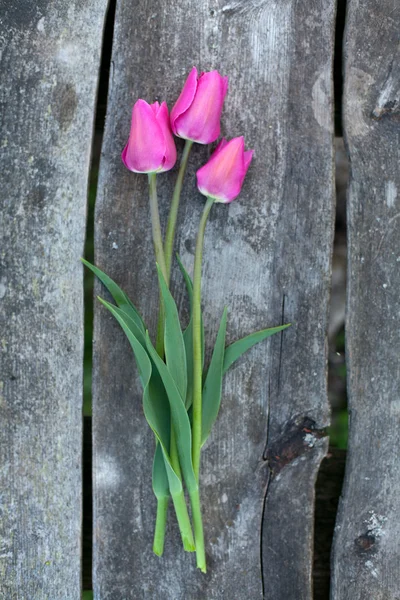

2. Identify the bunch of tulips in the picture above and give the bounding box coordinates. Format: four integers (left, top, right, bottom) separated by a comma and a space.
83, 67, 288, 572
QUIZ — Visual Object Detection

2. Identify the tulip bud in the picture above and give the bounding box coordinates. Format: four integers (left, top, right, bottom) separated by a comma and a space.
196, 137, 253, 203
170, 67, 228, 145
122, 100, 177, 173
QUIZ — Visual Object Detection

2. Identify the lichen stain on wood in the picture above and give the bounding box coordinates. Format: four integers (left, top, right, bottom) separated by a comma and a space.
52, 82, 78, 130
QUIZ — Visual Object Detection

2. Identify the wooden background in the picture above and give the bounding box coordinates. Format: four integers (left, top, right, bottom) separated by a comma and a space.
1, 0, 399, 598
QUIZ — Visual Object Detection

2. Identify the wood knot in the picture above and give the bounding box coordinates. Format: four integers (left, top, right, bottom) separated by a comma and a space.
265, 416, 326, 476
355, 533, 376, 552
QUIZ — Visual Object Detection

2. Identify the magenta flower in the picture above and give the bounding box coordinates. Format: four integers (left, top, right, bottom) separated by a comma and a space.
170, 67, 228, 144
122, 100, 177, 173
196, 137, 253, 203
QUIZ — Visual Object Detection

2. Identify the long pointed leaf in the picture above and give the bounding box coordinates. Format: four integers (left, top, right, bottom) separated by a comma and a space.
98, 299, 195, 551
98, 299, 183, 495
176, 254, 193, 310
156, 265, 187, 402
82, 258, 146, 337
223, 323, 291, 374
145, 332, 198, 494
98, 294, 170, 504
176, 255, 205, 405
152, 442, 170, 500
183, 325, 194, 410
201, 308, 228, 446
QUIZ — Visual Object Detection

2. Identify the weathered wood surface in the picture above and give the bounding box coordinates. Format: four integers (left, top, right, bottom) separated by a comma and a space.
0, 2, 107, 598
314, 449, 346, 600
331, 2, 400, 599
93, 0, 335, 598
259, 1, 335, 598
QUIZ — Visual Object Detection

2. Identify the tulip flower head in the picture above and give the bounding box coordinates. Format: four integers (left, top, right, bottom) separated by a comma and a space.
196, 137, 253, 203
122, 100, 177, 173
170, 67, 228, 145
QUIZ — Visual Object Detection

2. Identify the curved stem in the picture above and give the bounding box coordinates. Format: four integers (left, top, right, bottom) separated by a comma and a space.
148, 173, 168, 355
169, 425, 181, 480
148, 173, 181, 481
192, 197, 215, 480
171, 489, 196, 552
189, 487, 206, 572
164, 139, 193, 282
153, 496, 168, 556
148, 173, 180, 554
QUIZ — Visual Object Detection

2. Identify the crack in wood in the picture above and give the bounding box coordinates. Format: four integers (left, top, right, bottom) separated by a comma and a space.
277, 294, 286, 394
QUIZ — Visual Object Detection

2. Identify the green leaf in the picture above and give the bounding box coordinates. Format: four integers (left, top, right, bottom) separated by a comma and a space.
97, 291, 170, 506
223, 323, 291, 374
152, 442, 170, 500
81, 258, 146, 338
98, 298, 195, 551
149, 366, 172, 502
97, 298, 183, 496
176, 255, 205, 406
176, 254, 193, 309
156, 264, 187, 402
201, 308, 228, 446
145, 332, 198, 494
183, 324, 194, 410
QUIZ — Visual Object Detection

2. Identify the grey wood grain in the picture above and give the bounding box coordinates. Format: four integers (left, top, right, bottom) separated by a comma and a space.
93, 0, 335, 598
259, 0, 336, 597
331, 2, 400, 599
0, 2, 107, 598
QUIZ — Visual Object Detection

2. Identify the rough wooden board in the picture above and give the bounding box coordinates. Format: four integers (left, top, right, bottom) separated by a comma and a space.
258, 1, 336, 598
92, 0, 335, 598
314, 449, 346, 600
331, 2, 400, 599
0, 2, 107, 598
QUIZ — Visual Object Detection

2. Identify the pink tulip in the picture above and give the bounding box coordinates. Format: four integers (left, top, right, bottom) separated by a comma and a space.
196, 137, 253, 203
170, 67, 228, 144
122, 100, 176, 173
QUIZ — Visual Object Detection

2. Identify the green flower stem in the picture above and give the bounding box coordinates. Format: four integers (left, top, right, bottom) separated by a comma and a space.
148, 173, 168, 356
192, 196, 215, 480
162, 141, 193, 489
189, 196, 215, 573
169, 425, 181, 479
171, 489, 196, 552
152, 496, 168, 556
164, 139, 193, 282
148, 174, 182, 476
148, 173, 184, 552
189, 487, 207, 572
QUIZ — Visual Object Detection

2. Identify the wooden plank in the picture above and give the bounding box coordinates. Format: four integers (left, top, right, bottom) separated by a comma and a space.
259, 1, 335, 597
314, 449, 347, 600
0, 2, 107, 598
93, 0, 335, 597
331, 2, 400, 599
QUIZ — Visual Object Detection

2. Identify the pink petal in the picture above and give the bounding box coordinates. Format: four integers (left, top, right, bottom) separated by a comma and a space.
150, 101, 160, 115
170, 67, 198, 134
244, 150, 254, 172
213, 138, 228, 157
156, 102, 177, 172
196, 137, 249, 203
174, 71, 228, 144
122, 99, 165, 173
